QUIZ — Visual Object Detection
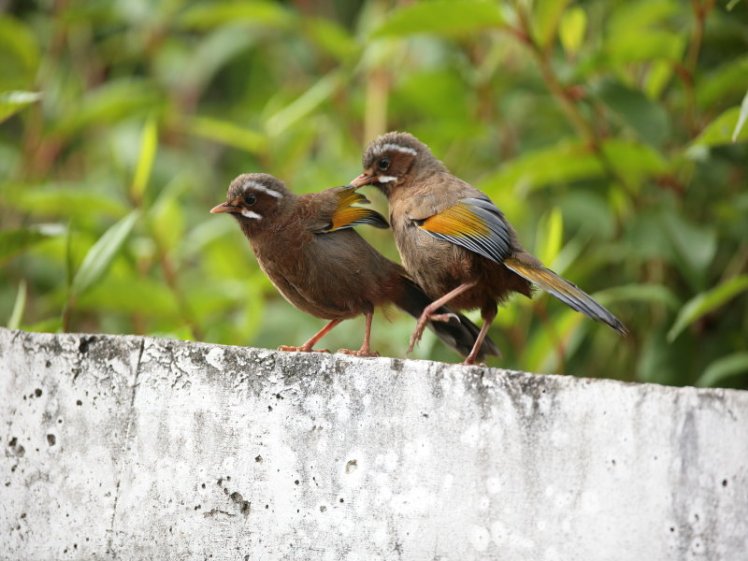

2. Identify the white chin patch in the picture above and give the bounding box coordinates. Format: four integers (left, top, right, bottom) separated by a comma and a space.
241, 209, 262, 220
376, 175, 397, 183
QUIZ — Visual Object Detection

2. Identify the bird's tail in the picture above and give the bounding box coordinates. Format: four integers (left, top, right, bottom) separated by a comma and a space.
504, 254, 627, 335
395, 277, 501, 360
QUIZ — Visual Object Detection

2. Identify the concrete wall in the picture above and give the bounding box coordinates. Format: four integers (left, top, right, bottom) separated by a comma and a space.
1, 327, 747, 561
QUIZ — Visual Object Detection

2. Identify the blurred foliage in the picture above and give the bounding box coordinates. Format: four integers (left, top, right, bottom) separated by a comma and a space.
1, 0, 747, 387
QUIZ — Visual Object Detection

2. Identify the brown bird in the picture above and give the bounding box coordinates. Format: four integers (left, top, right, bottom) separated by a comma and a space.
351, 132, 626, 364
210, 172, 500, 360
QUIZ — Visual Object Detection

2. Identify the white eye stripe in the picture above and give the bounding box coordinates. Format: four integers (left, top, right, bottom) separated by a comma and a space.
377, 175, 397, 183
241, 209, 263, 220
243, 181, 283, 199
374, 143, 417, 157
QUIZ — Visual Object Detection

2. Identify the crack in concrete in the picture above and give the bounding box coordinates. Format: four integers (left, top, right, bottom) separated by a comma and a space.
106, 337, 145, 558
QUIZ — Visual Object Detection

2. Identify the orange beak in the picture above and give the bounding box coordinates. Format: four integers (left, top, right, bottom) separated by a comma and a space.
350, 172, 374, 188
210, 202, 233, 214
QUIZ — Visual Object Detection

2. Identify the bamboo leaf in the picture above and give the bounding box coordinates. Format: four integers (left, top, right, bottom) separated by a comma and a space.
696, 353, 748, 387
131, 116, 158, 202
731, 89, 748, 143
559, 6, 587, 56
187, 116, 267, 154
372, 1, 504, 38
0, 227, 57, 262
7, 280, 27, 329
71, 211, 140, 297
668, 275, 748, 341
0, 90, 41, 123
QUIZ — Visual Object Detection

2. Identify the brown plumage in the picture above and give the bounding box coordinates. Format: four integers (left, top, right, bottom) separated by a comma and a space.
211, 173, 500, 359
352, 132, 627, 364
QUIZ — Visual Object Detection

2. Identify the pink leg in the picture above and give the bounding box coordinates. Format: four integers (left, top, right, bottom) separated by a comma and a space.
408, 281, 478, 353
279, 319, 342, 353
339, 311, 379, 357
464, 306, 497, 365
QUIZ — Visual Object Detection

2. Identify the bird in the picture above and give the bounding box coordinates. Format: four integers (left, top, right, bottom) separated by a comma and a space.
351, 131, 627, 364
210, 172, 500, 360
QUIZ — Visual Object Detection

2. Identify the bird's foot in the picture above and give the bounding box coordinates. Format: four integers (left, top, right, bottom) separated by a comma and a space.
429, 312, 460, 324
338, 347, 380, 358
278, 345, 330, 354
408, 313, 433, 353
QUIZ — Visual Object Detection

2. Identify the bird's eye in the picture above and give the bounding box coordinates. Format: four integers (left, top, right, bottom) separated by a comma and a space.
377, 157, 390, 171
244, 194, 256, 206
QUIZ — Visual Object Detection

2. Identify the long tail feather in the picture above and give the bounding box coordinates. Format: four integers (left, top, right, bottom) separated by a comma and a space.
504, 256, 627, 335
395, 278, 501, 360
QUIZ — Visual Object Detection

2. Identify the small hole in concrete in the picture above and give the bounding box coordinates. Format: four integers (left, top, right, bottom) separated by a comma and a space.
670, 527, 675, 533
35, 388, 42, 398
47, 434, 56, 446
320, 505, 327, 512
201, 483, 206, 489
722, 479, 728, 487
255, 455, 263, 463
76, 400, 82, 406
9, 437, 17, 447
339, 498, 344, 503
45, 360, 51, 368
294, 480, 299, 485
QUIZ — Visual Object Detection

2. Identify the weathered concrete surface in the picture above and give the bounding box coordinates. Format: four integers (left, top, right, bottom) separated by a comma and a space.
1, 328, 747, 561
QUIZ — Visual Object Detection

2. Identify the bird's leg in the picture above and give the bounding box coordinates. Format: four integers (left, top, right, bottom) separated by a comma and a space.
339, 311, 380, 357
408, 281, 478, 353
279, 319, 342, 353
464, 305, 497, 365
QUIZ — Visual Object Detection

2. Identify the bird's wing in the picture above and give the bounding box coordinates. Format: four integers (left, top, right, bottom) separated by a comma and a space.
414, 196, 513, 263
315, 185, 389, 233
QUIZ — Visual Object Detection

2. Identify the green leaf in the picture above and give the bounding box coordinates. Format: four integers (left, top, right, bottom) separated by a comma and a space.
51, 80, 159, 138
372, 1, 504, 38
597, 81, 670, 146
77, 277, 179, 317
661, 212, 717, 290
5, 183, 129, 219
668, 275, 748, 341
601, 138, 668, 185
0, 90, 41, 123
178, 1, 295, 30
533, 0, 571, 48
71, 211, 140, 297
265, 71, 341, 137
0, 16, 40, 89
731, 89, 748, 143
559, 6, 587, 56
131, 116, 158, 202
595, 284, 680, 310
691, 107, 748, 149
0, 227, 58, 262
696, 353, 748, 388
537, 208, 563, 266
187, 116, 267, 155
696, 55, 748, 109
303, 17, 360, 62
7, 280, 27, 329
481, 141, 604, 193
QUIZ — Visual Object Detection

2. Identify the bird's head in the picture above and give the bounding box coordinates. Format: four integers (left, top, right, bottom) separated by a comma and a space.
210, 173, 290, 235
351, 131, 445, 195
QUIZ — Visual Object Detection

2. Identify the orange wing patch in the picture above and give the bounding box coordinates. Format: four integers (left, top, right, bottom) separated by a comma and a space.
326, 186, 388, 231
419, 203, 491, 238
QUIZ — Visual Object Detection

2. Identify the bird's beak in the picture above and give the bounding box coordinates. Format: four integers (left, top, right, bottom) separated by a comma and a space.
210, 202, 233, 214
350, 172, 374, 188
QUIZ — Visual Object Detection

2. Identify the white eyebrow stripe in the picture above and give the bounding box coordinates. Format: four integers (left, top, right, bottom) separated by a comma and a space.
374, 143, 417, 157
243, 181, 283, 199
376, 175, 397, 183
241, 209, 263, 220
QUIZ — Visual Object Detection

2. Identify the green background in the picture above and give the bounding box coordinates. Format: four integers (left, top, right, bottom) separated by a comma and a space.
1, 0, 747, 387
